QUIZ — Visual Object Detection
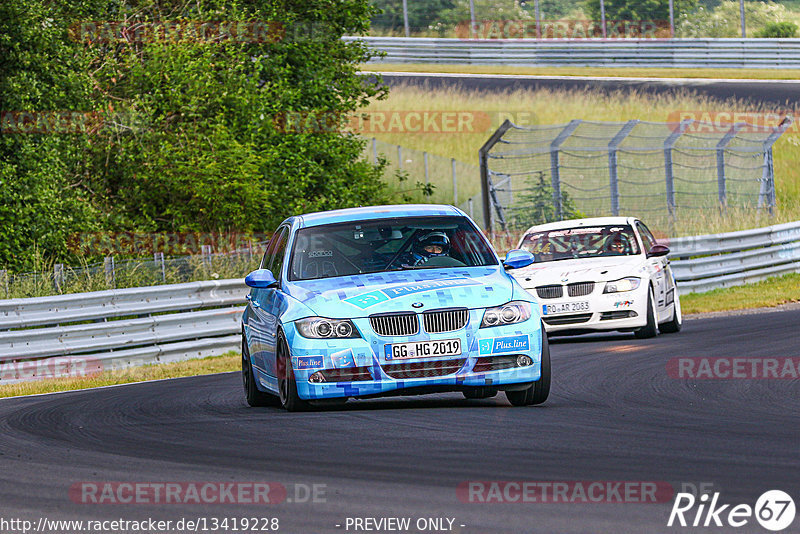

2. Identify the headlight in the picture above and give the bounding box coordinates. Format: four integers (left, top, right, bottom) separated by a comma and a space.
603, 277, 641, 293
295, 317, 360, 339
480, 301, 531, 328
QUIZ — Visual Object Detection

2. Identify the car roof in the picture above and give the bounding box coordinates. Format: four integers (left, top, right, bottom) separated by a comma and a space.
521, 216, 639, 235
294, 204, 464, 228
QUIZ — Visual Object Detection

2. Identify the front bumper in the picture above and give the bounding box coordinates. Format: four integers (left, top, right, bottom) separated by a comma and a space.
533, 284, 649, 334
276, 310, 543, 400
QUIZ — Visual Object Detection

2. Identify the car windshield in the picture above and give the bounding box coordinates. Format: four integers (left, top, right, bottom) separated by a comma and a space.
518, 225, 641, 262
288, 216, 498, 281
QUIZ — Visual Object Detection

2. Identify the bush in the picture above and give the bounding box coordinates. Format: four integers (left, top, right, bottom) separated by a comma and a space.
754, 20, 799, 37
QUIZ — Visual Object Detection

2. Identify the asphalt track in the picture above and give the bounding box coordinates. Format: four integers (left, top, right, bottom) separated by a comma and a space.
1, 309, 799, 534
374, 72, 800, 107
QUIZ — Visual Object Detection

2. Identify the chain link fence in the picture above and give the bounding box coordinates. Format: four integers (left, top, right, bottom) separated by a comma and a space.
365, 137, 484, 226
479, 117, 793, 234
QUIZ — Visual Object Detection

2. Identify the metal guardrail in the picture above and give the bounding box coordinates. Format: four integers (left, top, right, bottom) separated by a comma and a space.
667, 221, 800, 294
2, 220, 799, 383
348, 37, 800, 68
0, 280, 247, 384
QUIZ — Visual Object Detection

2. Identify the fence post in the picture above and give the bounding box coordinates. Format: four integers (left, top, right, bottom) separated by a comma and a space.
715, 123, 742, 211
0, 269, 7, 299
451, 158, 458, 205
608, 120, 639, 216
155, 252, 166, 282
479, 120, 514, 235
424, 151, 429, 184
201, 245, 212, 270
104, 256, 116, 288
469, 197, 474, 220
397, 145, 402, 170
664, 119, 692, 218
53, 263, 64, 293
550, 120, 582, 220
759, 116, 793, 214
372, 137, 377, 164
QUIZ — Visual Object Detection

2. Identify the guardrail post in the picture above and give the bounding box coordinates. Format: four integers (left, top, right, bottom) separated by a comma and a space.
715, 123, 743, 210
53, 263, 64, 293
664, 119, 692, 218
608, 120, 638, 216
104, 256, 116, 288
479, 119, 513, 235
550, 120, 582, 220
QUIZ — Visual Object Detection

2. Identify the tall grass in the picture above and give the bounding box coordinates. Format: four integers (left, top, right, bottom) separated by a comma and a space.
362, 83, 800, 237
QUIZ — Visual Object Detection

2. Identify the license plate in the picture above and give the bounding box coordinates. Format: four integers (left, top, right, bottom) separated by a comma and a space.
543, 301, 590, 315
385, 339, 461, 360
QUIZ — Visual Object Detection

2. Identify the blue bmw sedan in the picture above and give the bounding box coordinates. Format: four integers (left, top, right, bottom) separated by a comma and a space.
242, 204, 549, 411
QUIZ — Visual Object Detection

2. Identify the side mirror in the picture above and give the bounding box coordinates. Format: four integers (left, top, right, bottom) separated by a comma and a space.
245, 269, 278, 288
647, 244, 670, 258
503, 249, 535, 270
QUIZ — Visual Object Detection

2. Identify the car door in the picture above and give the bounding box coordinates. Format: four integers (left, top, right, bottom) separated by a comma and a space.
636, 221, 668, 316
248, 226, 288, 377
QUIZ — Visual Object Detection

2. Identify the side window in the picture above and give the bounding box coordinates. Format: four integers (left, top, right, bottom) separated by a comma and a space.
637, 222, 656, 252
266, 227, 289, 278
259, 235, 276, 270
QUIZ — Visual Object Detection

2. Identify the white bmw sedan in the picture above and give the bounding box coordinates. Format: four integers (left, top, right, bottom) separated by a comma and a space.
510, 217, 681, 338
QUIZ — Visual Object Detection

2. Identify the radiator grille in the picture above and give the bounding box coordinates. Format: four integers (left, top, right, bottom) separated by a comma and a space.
542, 313, 593, 326
536, 285, 563, 299
382, 358, 466, 379
422, 308, 469, 333
567, 282, 595, 297
369, 313, 419, 336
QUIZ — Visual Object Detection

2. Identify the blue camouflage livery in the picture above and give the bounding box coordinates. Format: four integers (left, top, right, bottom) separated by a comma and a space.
242, 204, 546, 407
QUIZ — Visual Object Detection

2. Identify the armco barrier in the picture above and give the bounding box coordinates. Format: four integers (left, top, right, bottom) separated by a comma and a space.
0, 280, 247, 384
2, 221, 799, 382
347, 37, 800, 69
667, 221, 800, 294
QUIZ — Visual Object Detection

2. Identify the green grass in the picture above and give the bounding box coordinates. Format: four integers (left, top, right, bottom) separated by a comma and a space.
361, 83, 800, 237
0, 352, 239, 399
363, 63, 800, 80
680, 272, 800, 314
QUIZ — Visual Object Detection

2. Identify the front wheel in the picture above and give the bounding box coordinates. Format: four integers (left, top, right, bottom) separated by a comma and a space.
506, 327, 551, 406
276, 331, 311, 412
242, 333, 278, 407
634, 287, 659, 339
660, 291, 682, 334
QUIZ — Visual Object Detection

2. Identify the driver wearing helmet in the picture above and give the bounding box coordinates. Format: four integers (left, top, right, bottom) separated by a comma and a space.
409, 231, 451, 265
605, 233, 631, 255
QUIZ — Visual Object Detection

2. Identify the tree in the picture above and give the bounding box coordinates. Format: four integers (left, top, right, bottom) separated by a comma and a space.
511, 172, 583, 230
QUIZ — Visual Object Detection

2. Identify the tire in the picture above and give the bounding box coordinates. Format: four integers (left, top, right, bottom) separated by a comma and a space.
506, 326, 551, 406
634, 287, 659, 339
660, 291, 682, 334
276, 331, 310, 412
242, 332, 278, 407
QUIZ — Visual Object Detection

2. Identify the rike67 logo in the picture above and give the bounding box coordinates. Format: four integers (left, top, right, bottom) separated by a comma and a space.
668, 490, 796, 531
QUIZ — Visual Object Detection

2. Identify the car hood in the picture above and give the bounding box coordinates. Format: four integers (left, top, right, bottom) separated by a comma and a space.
283, 267, 513, 317
511, 256, 646, 288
